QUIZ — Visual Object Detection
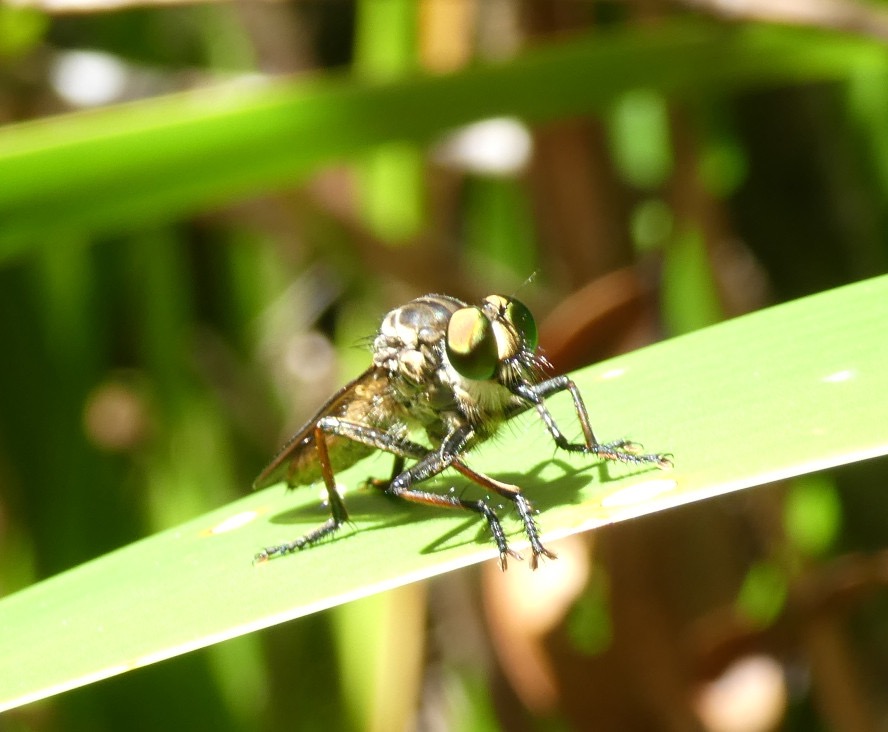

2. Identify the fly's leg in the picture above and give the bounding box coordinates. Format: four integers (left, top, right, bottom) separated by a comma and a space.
452, 460, 555, 570
385, 483, 520, 570
256, 418, 541, 569
255, 421, 429, 563
362, 455, 405, 491
514, 376, 672, 469
348, 425, 523, 568
255, 423, 353, 561
384, 426, 523, 570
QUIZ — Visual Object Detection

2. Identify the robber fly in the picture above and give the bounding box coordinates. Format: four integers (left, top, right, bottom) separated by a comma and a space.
254, 293, 670, 569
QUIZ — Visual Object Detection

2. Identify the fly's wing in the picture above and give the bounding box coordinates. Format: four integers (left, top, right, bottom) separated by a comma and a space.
253, 366, 392, 490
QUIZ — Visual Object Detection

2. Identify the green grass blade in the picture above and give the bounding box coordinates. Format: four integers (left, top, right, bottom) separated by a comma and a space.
1, 274, 887, 711
2, 21, 887, 257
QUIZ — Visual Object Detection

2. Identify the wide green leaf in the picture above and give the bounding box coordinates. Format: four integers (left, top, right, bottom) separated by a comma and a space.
0, 274, 886, 712
1, 21, 886, 258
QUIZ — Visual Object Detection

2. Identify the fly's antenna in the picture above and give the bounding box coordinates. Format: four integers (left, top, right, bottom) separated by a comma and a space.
511, 270, 539, 299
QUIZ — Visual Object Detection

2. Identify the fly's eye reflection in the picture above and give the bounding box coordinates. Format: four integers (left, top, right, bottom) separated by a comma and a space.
446, 306, 498, 380
253, 292, 671, 571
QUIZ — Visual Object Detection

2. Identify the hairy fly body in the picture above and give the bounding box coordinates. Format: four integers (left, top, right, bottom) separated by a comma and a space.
254, 294, 670, 569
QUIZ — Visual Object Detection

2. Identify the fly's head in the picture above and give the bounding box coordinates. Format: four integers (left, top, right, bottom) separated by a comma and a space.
445, 294, 546, 393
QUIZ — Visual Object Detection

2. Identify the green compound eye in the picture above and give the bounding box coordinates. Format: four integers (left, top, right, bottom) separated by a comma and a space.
446, 306, 499, 380
484, 295, 538, 352
504, 297, 537, 351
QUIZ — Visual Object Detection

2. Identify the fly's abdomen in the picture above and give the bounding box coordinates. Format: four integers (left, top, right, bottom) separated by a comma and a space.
253, 367, 398, 491
281, 433, 376, 488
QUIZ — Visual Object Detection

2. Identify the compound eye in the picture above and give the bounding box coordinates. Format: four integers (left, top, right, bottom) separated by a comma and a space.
505, 297, 538, 351
485, 295, 538, 352
446, 306, 498, 380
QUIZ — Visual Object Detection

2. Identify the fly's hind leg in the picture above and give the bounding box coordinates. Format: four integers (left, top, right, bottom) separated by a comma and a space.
255, 420, 430, 563
255, 422, 352, 562
256, 419, 539, 570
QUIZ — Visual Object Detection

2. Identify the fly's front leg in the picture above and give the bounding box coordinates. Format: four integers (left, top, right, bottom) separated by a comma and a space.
255, 419, 430, 563
515, 376, 672, 469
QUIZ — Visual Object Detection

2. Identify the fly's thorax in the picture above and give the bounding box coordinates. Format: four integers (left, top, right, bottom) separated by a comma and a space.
373, 294, 461, 387
445, 368, 520, 437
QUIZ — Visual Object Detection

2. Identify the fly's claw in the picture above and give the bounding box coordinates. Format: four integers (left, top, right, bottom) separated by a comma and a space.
254, 521, 338, 564
498, 545, 556, 571
252, 543, 298, 564
591, 439, 673, 469
253, 545, 294, 564
498, 547, 523, 572
360, 476, 391, 491
511, 493, 557, 571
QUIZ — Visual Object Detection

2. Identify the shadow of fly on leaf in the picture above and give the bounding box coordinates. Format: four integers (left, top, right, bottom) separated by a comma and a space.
254, 293, 672, 570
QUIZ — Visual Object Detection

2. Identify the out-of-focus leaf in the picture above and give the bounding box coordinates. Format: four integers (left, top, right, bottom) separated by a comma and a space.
1, 22, 886, 258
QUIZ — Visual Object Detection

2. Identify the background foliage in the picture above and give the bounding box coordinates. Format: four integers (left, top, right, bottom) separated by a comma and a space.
2, 0, 888, 730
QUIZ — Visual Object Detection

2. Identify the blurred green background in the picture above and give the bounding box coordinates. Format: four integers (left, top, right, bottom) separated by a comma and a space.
2, 0, 888, 730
